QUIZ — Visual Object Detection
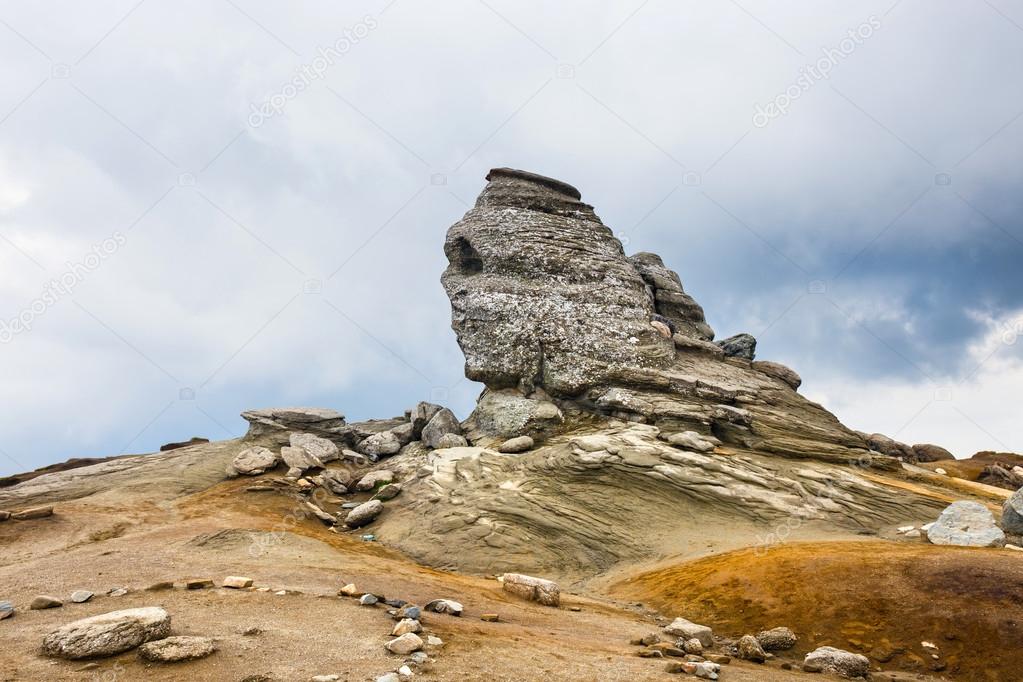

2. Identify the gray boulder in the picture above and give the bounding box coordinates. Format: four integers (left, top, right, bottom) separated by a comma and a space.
227, 446, 279, 476
373, 483, 402, 501
422, 408, 462, 449
281, 445, 322, 472
320, 470, 351, 495
41, 607, 172, 659
927, 500, 1005, 547
716, 333, 757, 360
358, 431, 402, 458
1002, 487, 1023, 535
290, 433, 339, 463
410, 402, 444, 438
803, 646, 870, 678
435, 433, 468, 449
345, 500, 383, 528
30, 595, 63, 610
241, 407, 345, 441
502, 573, 560, 607
138, 636, 216, 662
0, 601, 12, 620
663, 618, 713, 647
355, 470, 394, 491
470, 390, 563, 438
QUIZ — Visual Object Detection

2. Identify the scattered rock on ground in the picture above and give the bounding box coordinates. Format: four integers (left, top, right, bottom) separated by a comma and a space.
345, 500, 383, 528
435, 433, 468, 449
41, 607, 172, 659
30, 595, 63, 610
424, 599, 463, 616
410, 402, 444, 438
359, 594, 378, 606
358, 431, 402, 458
756, 626, 797, 651
223, 576, 253, 589
927, 500, 1006, 547
664, 617, 713, 647
682, 638, 704, 655
373, 483, 402, 501
291, 433, 339, 463
186, 579, 214, 590
281, 446, 322, 473
737, 634, 767, 663
803, 646, 870, 678
356, 470, 395, 491
70, 591, 94, 604
422, 409, 463, 449
12, 506, 53, 520
138, 635, 217, 662
385, 633, 423, 655
227, 447, 280, 477
392, 619, 421, 636
502, 573, 560, 606
497, 436, 534, 453
0, 601, 13, 620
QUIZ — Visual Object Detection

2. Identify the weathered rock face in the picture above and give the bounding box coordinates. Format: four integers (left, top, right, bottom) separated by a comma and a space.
628, 252, 714, 341
441, 168, 674, 397
927, 501, 1005, 547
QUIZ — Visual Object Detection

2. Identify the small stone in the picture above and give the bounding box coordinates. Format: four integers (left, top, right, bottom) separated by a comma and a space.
0, 511, 10, 521
409, 651, 429, 666
376, 675, 400, 682
705, 654, 730, 665
345, 500, 384, 528
426, 635, 444, 647
396, 604, 422, 621
311, 676, 340, 682
223, 576, 254, 589
424, 599, 463, 616
0, 601, 14, 620
632, 634, 661, 646
935, 467, 948, 475
12, 506, 53, 520
683, 638, 704, 655
737, 634, 767, 663
30, 595, 63, 610
356, 470, 395, 492
497, 436, 534, 454
693, 661, 721, 680
481, 613, 500, 622
638, 649, 664, 658
186, 578, 215, 590
70, 591, 94, 604
391, 618, 421, 636
108, 588, 128, 597
373, 483, 402, 501
358, 431, 403, 458
435, 433, 468, 449
385, 633, 423, 655
339, 584, 358, 597
138, 635, 217, 662
228, 446, 280, 476
275, 590, 287, 596
359, 594, 379, 606
665, 661, 692, 672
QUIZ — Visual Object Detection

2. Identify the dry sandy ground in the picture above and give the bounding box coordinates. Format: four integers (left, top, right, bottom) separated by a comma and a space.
1, 475, 811, 682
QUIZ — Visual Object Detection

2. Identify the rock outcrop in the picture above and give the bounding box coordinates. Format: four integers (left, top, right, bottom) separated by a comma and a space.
1002, 488, 1023, 535
927, 501, 1006, 547
41, 607, 172, 659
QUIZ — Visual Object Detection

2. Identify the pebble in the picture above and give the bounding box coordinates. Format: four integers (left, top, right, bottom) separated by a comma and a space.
12, 506, 53, 520
138, 635, 217, 662
391, 619, 421, 636
70, 591, 94, 604
426, 635, 444, 648
339, 584, 358, 597
186, 578, 214, 590
359, 594, 379, 606
0, 511, 9, 521
223, 576, 254, 589
376, 675, 399, 682
30, 595, 63, 610
108, 588, 128, 597
311, 676, 340, 682
481, 613, 500, 622
424, 599, 463, 616
0, 601, 14, 620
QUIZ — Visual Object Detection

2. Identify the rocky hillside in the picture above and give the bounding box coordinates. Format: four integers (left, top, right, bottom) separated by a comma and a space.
1, 169, 1021, 681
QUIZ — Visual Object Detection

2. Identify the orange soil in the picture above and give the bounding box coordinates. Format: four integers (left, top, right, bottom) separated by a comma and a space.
612, 541, 1023, 681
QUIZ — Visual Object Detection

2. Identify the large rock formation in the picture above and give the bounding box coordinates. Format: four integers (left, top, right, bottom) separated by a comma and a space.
441, 168, 883, 468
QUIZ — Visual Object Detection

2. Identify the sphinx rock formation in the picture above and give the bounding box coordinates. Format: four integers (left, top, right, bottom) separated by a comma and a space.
369, 169, 946, 577
442, 169, 878, 467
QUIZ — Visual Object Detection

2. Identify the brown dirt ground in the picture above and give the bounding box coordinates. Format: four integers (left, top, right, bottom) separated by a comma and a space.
0, 476, 810, 682
612, 541, 1023, 681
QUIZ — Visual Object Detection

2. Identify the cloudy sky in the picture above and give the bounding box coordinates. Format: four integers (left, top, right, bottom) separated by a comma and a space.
2, 0, 1022, 475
